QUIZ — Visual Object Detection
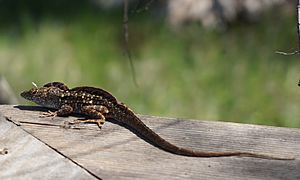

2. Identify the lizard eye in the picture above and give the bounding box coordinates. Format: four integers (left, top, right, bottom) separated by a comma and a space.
31, 89, 40, 95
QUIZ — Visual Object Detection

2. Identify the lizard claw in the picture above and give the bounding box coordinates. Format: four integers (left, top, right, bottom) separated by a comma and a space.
39, 110, 57, 118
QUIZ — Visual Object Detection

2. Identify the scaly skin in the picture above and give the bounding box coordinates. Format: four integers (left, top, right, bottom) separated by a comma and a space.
20, 82, 294, 160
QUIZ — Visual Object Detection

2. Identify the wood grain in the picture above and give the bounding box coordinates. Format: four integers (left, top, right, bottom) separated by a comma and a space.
0, 105, 299, 180
0, 110, 96, 180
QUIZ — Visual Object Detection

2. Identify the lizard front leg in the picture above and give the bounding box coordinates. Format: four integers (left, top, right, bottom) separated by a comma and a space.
40, 104, 73, 117
69, 105, 109, 129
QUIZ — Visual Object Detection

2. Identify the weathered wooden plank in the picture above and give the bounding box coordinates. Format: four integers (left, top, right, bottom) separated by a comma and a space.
0, 112, 97, 180
0, 105, 299, 180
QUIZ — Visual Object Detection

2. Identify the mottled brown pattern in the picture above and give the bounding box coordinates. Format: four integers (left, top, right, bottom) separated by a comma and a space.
20, 82, 294, 160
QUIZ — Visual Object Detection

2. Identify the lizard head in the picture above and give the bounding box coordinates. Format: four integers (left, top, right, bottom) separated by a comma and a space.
21, 86, 63, 109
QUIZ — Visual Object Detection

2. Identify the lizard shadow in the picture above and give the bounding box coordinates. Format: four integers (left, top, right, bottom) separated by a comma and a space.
14, 105, 54, 112
14, 105, 86, 118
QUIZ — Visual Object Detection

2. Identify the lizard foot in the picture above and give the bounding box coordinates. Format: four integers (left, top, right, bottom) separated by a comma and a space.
67, 119, 105, 129
39, 110, 57, 118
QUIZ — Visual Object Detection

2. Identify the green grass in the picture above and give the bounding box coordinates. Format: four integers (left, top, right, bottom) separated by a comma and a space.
0, 5, 300, 128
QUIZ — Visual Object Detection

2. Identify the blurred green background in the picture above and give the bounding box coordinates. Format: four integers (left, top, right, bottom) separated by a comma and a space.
0, 1, 299, 128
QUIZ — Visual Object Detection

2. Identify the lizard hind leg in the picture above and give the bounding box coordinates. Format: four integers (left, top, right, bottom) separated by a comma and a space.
73, 105, 109, 129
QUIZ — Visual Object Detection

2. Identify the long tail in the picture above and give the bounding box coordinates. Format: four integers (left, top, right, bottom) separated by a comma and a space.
114, 106, 294, 160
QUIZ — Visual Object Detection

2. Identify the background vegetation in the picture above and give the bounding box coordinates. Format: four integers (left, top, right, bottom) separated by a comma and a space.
0, 1, 299, 128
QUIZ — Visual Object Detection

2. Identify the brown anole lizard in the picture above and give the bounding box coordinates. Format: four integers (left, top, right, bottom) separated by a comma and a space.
20, 82, 294, 160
